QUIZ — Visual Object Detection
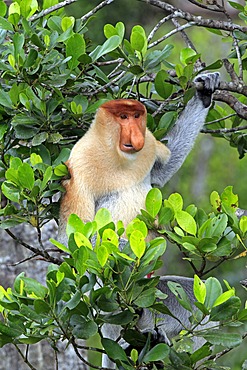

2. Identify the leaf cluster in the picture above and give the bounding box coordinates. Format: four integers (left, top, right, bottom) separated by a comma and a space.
0, 202, 246, 369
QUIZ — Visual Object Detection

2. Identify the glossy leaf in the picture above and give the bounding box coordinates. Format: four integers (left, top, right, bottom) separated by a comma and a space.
193, 275, 206, 304
142, 343, 169, 362
130, 230, 146, 259
176, 210, 197, 236
145, 188, 162, 218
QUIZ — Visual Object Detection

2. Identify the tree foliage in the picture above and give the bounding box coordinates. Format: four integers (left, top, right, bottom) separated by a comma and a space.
0, 0, 247, 369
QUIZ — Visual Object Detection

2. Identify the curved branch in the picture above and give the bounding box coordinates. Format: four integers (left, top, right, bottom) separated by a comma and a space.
187, 0, 224, 12
214, 91, 247, 120
5, 229, 62, 265
29, 0, 77, 21
139, 0, 247, 32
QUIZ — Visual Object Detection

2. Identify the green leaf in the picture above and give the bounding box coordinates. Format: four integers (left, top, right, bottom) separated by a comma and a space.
34, 299, 51, 314
176, 210, 197, 236
71, 316, 98, 340
239, 216, 247, 235
158, 111, 177, 131
131, 31, 145, 52
32, 132, 48, 146
210, 296, 241, 321
134, 288, 156, 307
158, 206, 174, 226
66, 34, 86, 69
205, 277, 222, 309
228, 1, 244, 11
74, 232, 93, 250
180, 48, 197, 65
142, 343, 169, 362
18, 163, 35, 190
90, 35, 121, 62
155, 70, 173, 99
102, 228, 119, 246
0, 16, 13, 31
22, 277, 48, 298
0, 321, 22, 337
212, 289, 235, 307
210, 190, 221, 212
130, 230, 146, 259
130, 25, 147, 54
0, 123, 8, 139
102, 338, 130, 362
1, 182, 20, 203
145, 188, 162, 217
97, 245, 109, 267
66, 214, 85, 236
94, 208, 112, 230
54, 163, 68, 177
40, 166, 52, 191
103, 310, 134, 325
0, 90, 13, 108
104, 23, 118, 38
0, 0, 7, 16
61, 16, 75, 31
50, 238, 70, 254
167, 281, 193, 312
193, 275, 206, 304
144, 44, 173, 71
201, 329, 242, 347
165, 193, 183, 213
74, 246, 89, 275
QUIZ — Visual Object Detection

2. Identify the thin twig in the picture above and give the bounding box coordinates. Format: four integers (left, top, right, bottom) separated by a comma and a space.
29, 0, 77, 21
14, 344, 37, 370
84, 70, 126, 96
5, 229, 62, 265
147, 14, 174, 42
205, 113, 237, 125
81, 0, 115, 23
201, 125, 247, 134
71, 338, 111, 370
148, 22, 195, 49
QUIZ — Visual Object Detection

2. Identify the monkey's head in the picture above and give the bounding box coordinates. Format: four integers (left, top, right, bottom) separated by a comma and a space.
97, 99, 147, 154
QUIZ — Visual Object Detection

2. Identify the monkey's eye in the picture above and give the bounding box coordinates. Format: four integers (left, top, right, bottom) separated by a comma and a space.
134, 113, 140, 118
120, 114, 128, 119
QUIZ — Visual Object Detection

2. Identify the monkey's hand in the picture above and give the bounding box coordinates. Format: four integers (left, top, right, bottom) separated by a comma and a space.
193, 72, 220, 108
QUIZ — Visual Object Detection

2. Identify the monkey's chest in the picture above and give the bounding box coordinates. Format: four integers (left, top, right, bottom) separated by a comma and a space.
94, 178, 152, 225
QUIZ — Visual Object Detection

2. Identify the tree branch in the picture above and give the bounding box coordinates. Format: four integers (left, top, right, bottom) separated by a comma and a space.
201, 125, 247, 135
29, 0, 77, 21
5, 229, 62, 265
214, 91, 247, 120
80, 0, 115, 23
139, 0, 247, 32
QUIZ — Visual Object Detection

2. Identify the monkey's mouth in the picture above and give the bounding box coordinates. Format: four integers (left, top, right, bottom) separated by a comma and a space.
122, 144, 136, 153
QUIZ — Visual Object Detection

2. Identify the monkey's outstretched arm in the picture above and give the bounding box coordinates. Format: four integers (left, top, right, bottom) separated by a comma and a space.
151, 72, 220, 187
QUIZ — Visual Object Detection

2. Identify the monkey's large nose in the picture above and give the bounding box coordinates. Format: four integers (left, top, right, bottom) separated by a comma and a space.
129, 123, 145, 151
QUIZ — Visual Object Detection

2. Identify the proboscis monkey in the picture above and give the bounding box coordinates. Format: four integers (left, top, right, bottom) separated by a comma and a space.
59, 72, 220, 367
59, 72, 220, 243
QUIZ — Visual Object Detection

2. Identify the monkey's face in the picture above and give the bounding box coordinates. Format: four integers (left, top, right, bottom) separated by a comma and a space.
100, 99, 147, 154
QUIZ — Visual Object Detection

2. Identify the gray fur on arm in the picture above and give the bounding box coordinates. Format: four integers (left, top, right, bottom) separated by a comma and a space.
151, 72, 220, 187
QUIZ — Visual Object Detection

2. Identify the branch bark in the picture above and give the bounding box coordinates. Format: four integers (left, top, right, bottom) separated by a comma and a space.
139, 0, 247, 32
